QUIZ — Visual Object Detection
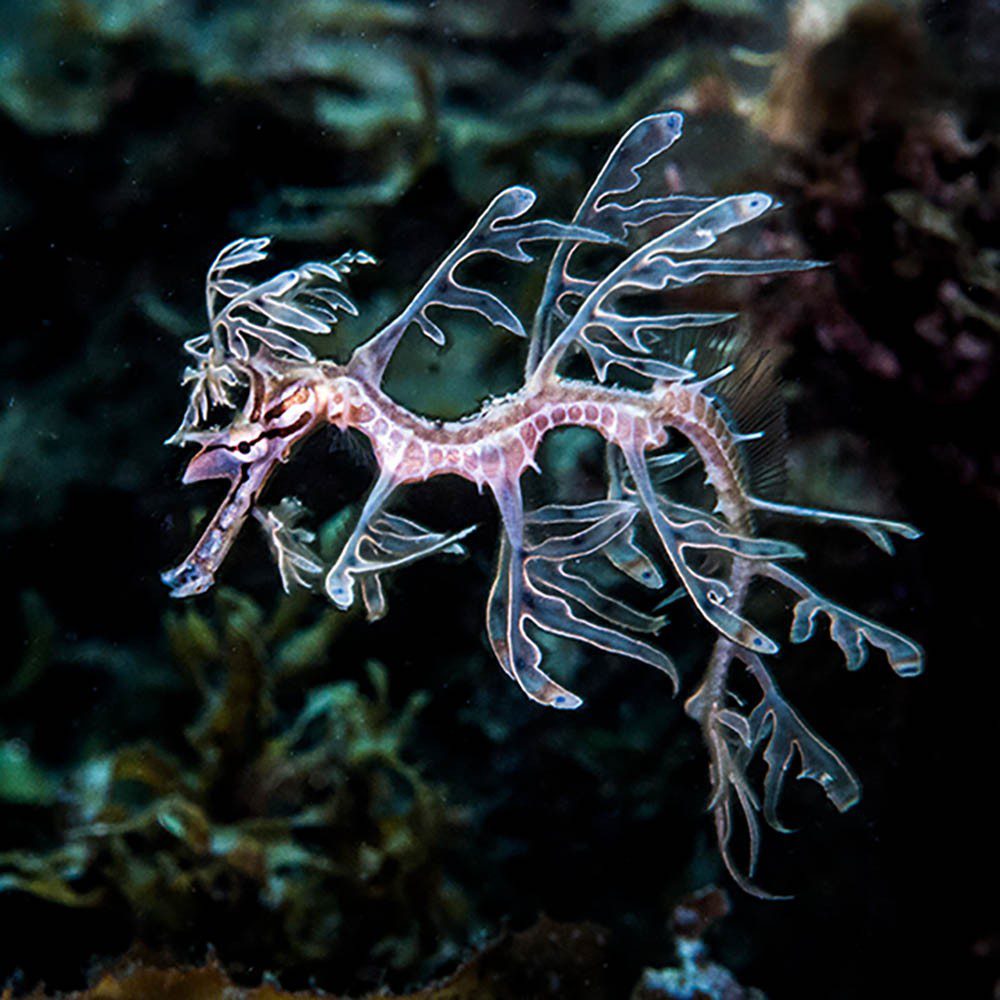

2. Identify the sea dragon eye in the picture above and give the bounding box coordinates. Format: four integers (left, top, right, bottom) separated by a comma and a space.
231, 438, 267, 462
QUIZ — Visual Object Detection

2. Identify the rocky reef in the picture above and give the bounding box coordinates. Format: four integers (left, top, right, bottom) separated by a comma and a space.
1, 1, 995, 997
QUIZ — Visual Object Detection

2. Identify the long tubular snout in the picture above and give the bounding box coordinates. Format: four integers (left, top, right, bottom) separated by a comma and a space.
162, 450, 279, 597
162, 475, 253, 597
181, 444, 246, 484
161, 558, 217, 599
165, 395, 325, 599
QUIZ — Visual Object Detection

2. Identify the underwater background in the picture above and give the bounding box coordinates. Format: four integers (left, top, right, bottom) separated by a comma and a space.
0, 1, 996, 997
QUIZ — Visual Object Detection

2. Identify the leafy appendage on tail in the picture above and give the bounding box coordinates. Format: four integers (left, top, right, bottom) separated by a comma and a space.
615, 433, 920, 894
694, 643, 861, 898
763, 564, 924, 677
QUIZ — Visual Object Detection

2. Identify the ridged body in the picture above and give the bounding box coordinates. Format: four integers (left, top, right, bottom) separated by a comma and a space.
162, 112, 921, 896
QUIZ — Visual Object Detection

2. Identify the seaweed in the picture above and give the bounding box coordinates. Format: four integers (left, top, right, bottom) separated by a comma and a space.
1, 587, 466, 988
0, 1, 989, 995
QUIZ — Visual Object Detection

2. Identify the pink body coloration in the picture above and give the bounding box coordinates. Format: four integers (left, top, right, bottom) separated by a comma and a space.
163, 113, 922, 896
340, 377, 669, 487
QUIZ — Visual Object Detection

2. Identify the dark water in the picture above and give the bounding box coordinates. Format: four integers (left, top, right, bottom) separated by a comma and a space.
0, 2, 995, 997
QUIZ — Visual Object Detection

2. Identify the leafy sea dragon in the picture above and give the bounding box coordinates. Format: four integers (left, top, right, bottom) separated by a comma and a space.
162, 112, 923, 895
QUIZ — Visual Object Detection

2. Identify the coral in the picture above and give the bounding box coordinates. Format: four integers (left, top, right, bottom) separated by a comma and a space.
631, 887, 763, 1000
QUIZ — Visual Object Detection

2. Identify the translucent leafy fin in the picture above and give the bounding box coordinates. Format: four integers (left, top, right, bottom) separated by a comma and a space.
525, 502, 666, 633
489, 488, 678, 709
532, 562, 666, 635
699, 689, 780, 899
253, 497, 324, 593
526, 503, 637, 561
528, 111, 716, 372
695, 642, 860, 898
487, 533, 585, 709
332, 516, 475, 621
531, 182, 824, 383
601, 530, 665, 590
524, 501, 676, 685
206, 238, 374, 364
526, 579, 677, 690
647, 449, 699, 483
352, 186, 617, 382
750, 496, 922, 555
622, 448, 780, 656
165, 335, 243, 445
763, 564, 924, 677
603, 446, 665, 588
658, 498, 805, 563
737, 650, 862, 831
324, 471, 474, 620
524, 498, 635, 528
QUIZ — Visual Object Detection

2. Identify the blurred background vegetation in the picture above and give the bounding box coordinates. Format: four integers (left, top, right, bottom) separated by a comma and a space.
0, 0, 996, 996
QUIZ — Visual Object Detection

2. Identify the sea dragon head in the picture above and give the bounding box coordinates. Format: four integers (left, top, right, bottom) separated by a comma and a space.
162, 362, 334, 598
162, 235, 372, 597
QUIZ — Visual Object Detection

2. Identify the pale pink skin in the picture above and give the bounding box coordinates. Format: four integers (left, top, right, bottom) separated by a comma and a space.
163, 332, 922, 899
164, 354, 749, 623
164, 111, 923, 896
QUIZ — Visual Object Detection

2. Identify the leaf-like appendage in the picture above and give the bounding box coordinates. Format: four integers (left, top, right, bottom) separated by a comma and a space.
165, 334, 244, 444
764, 565, 924, 677
253, 497, 324, 593
229, 321, 318, 362
533, 562, 666, 635
602, 447, 665, 589
737, 652, 861, 831
324, 491, 475, 622
527, 111, 721, 373
622, 448, 779, 656
700, 698, 775, 898
750, 496, 922, 555
203, 238, 374, 366
212, 236, 272, 273
527, 579, 677, 687
526, 500, 638, 560
531, 178, 825, 384
525, 498, 662, 592
488, 497, 677, 710
659, 499, 805, 562
697, 646, 860, 898
351, 186, 617, 381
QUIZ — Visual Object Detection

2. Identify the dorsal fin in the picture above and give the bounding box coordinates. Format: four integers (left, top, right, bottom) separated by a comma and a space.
663, 327, 789, 500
